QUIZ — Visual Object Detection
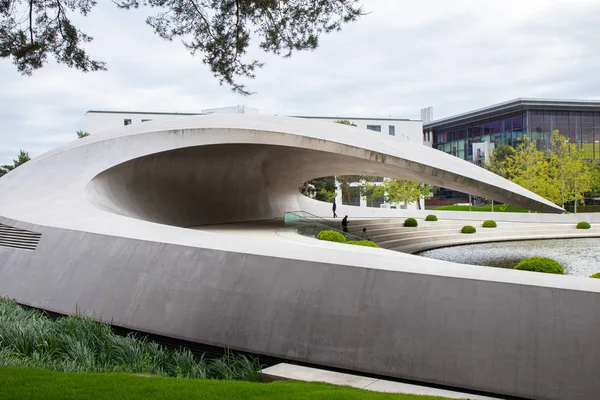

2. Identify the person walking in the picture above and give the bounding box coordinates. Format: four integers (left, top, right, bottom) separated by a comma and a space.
341, 215, 348, 233
332, 201, 338, 218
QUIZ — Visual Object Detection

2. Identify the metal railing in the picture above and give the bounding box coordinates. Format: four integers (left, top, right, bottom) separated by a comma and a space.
284, 211, 364, 241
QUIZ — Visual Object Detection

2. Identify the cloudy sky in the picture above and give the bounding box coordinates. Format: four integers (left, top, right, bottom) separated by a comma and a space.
1, 0, 600, 165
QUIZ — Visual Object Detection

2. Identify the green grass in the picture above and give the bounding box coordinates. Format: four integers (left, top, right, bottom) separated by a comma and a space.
0, 367, 458, 400
0, 297, 260, 380
432, 205, 529, 213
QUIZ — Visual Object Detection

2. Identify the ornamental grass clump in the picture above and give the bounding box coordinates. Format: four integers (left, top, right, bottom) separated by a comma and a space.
590, 272, 600, 279
404, 218, 418, 227
577, 221, 591, 229
513, 257, 564, 275
0, 297, 262, 381
461, 225, 476, 234
482, 220, 497, 228
425, 215, 438, 221
347, 240, 380, 248
316, 230, 346, 243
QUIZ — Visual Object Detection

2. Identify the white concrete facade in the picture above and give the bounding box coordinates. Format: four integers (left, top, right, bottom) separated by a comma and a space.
3, 115, 600, 400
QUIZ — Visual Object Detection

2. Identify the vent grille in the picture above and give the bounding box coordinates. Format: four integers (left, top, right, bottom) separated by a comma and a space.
0, 223, 41, 251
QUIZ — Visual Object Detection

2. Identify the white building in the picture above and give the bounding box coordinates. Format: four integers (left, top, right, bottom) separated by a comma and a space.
85, 107, 425, 210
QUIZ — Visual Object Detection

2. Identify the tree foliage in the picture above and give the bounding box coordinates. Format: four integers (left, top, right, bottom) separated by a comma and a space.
76, 129, 89, 138
372, 179, 431, 209
300, 176, 336, 202
1, 0, 364, 95
0, 149, 31, 177
502, 131, 592, 208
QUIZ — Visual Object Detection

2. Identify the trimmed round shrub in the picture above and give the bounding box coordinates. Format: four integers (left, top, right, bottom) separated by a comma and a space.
404, 218, 418, 227
347, 240, 380, 248
576, 221, 591, 229
461, 225, 476, 234
317, 230, 346, 243
425, 214, 438, 222
514, 257, 564, 275
482, 220, 497, 228
590, 272, 600, 279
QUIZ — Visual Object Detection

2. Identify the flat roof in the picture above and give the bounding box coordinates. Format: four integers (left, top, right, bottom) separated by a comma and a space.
86, 110, 205, 116
290, 115, 419, 122
424, 98, 600, 130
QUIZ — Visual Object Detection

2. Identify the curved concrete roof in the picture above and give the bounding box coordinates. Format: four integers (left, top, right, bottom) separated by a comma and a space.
2, 115, 594, 400
0, 114, 561, 231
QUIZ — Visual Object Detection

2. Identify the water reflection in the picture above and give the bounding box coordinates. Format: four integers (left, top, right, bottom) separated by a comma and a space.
417, 238, 600, 277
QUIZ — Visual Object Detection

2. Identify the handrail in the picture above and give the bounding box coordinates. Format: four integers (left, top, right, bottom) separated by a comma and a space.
284, 211, 364, 241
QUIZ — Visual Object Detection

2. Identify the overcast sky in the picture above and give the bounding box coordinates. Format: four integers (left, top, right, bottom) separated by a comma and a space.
2, 0, 600, 165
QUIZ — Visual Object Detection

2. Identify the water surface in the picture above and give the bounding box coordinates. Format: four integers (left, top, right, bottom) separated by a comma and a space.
417, 238, 600, 277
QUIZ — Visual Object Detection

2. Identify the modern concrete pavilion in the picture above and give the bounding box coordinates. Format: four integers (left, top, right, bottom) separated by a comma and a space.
0, 115, 598, 400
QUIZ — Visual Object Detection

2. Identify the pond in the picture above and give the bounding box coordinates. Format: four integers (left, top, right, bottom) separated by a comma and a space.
417, 238, 600, 277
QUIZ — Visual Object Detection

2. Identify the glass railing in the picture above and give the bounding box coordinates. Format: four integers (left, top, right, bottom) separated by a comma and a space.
284, 211, 364, 241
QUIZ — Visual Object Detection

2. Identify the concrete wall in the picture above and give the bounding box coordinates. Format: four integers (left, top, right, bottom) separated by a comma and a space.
1, 216, 598, 400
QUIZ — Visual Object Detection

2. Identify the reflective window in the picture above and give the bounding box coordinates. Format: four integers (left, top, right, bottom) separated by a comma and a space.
367, 125, 381, 132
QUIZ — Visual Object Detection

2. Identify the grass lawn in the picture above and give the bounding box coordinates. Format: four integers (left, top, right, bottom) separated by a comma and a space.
433, 205, 529, 213
0, 367, 459, 400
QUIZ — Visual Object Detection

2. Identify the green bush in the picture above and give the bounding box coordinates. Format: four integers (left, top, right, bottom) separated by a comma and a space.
576, 221, 591, 229
482, 220, 497, 228
461, 225, 476, 234
404, 218, 418, 227
590, 272, 600, 279
513, 257, 565, 275
316, 230, 346, 243
425, 215, 438, 221
347, 240, 380, 248
0, 297, 262, 380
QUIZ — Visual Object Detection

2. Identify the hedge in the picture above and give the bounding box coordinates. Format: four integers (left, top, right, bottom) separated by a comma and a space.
461, 225, 476, 234
316, 230, 346, 243
404, 218, 418, 227
576, 221, 591, 229
425, 215, 438, 221
513, 257, 565, 275
482, 220, 497, 228
590, 272, 600, 279
347, 240, 380, 248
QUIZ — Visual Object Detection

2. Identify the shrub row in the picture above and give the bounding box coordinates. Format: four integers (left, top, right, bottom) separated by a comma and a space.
317, 230, 380, 248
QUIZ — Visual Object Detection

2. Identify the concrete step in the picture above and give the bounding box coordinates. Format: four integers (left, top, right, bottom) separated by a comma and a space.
262, 363, 503, 399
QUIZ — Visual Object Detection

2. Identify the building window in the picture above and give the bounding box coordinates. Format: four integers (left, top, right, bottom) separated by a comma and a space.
124, 119, 132, 126
389, 125, 395, 136
367, 125, 381, 132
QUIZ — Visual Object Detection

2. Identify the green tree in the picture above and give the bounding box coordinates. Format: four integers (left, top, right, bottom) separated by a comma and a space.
0, 149, 31, 177
300, 176, 336, 202
504, 131, 592, 208
76, 130, 89, 138
373, 179, 431, 210
1, 1, 364, 95
486, 142, 515, 179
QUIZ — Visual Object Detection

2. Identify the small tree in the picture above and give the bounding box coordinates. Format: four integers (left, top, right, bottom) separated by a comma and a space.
0, 150, 31, 177
374, 179, 430, 210
77, 130, 90, 138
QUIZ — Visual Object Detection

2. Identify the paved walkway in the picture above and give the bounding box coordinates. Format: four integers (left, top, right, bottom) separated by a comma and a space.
262, 363, 503, 399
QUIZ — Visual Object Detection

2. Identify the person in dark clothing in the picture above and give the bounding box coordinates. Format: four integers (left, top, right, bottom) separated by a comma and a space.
332, 201, 338, 218
361, 227, 370, 240
341, 215, 348, 233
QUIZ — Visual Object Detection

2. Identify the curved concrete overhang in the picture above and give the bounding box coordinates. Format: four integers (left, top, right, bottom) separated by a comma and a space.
0, 114, 561, 231
2, 115, 598, 400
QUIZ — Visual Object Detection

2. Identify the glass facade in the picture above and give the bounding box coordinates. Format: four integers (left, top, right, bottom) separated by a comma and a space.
432, 110, 600, 162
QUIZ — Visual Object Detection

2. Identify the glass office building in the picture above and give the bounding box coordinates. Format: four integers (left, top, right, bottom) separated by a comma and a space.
424, 99, 600, 162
